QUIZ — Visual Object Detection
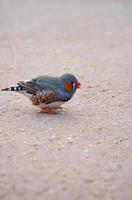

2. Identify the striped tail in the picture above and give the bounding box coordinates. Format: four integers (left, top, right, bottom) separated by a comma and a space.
1, 84, 23, 92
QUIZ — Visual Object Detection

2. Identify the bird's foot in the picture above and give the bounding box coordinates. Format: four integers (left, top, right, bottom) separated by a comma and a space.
57, 107, 63, 111
40, 107, 62, 114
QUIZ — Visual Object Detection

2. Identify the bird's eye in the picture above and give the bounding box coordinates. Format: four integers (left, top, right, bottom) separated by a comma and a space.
72, 82, 76, 90
64, 82, 76, 92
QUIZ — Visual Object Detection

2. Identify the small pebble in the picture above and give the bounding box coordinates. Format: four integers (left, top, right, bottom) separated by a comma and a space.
114, 140, 118, 144
61, 66, 70, 70
96, 127, 103, 131
67, 137, 73, 143
18, 128, 25, 132
87, 85, 92, 89
49, 128, 53, 131
85, 154, 89, 158
49, 137, 54, 141
58, 141, 62, 145
58, 124, 63, 127
31, 143, 38, 147
58, 147, 62, 151
101, 89, 109, 92
80, 129, 85, 133
32, 157, 38, 161
88, 144, 92, 147
1, 172, 6, 177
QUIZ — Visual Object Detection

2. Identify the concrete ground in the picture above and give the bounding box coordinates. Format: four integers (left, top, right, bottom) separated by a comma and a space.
0, 0, 132, 200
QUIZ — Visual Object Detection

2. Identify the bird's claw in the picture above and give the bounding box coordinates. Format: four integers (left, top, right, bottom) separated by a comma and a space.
40, 107, 62, 114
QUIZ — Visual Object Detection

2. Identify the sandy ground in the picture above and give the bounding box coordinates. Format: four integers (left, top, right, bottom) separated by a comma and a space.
0, 0, 132, 200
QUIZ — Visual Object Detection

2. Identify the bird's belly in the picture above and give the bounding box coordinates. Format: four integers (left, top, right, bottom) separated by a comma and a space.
38, 102, 64, 109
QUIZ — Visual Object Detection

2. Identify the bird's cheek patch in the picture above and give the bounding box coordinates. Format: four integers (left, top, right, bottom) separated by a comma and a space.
64, 82, 73, 92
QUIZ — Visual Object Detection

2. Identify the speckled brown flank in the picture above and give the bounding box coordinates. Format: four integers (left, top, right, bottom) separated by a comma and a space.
31, 90, 59, 105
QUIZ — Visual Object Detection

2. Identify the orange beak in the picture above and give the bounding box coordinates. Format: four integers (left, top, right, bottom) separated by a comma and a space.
76, 81, 81, 89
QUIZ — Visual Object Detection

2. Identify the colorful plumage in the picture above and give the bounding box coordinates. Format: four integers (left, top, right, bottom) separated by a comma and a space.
1, 73, 81, 113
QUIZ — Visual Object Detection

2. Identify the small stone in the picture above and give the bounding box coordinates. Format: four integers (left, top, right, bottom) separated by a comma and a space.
62, 186, 67, 191
58, 141, 62, 145
87, 85, 92, 89
67, 137, 73, 144
83, 149, 88, 153
49, 137, 54, 141
1, 172, 6, 177
31, 143, 38, 147
80, 129, 85, 133
71, 134, 76, 138
96, 127, 103, 131
32, 157, 37, 161
52, 133, 57, 138
18, 128, 25, 132
58, 147, 62, 151
58, 124, 63, 127
61, 66, 70, 70
114, 140, 118, 144
49, 128, 53, 131
101, 89, 109, 92
96, 141, 101, 144
88, 144, 92, 147
22, 152, 26, 156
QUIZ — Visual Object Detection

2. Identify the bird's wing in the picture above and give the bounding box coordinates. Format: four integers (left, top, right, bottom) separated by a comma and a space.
18, 76, 61, 104
32, 75, 57, 91
18, 75, 57, 95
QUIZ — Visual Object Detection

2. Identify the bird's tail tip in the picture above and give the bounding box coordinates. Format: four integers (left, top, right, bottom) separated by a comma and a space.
1, 87, 11, 91
1, 85, 22, 92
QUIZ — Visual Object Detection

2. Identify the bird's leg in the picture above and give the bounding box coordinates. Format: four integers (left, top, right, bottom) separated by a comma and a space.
57, 106, 63, 111
40, 108, 59, 114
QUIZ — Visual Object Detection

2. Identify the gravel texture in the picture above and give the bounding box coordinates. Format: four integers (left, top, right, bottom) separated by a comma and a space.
0, 0, 132, 200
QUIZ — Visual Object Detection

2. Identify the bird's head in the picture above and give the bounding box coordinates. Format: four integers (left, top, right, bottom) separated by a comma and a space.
57, 73, 81, 100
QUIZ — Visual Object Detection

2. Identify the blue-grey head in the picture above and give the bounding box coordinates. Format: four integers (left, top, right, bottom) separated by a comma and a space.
56, 73, 81, 101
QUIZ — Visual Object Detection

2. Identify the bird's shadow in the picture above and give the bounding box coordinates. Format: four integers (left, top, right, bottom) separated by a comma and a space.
34, 107, 78, 121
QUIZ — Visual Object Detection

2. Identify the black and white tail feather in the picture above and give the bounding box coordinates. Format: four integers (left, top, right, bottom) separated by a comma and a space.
1, 84, 23, 92
1, 80, 36, 97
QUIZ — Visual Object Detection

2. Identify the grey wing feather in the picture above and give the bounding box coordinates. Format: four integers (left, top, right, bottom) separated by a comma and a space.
18, 76, 57, 95
32, 76, 57, 91
18, 81, 36, 95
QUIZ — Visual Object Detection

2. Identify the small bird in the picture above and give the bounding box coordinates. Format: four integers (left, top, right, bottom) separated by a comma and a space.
1, 73, 81, 113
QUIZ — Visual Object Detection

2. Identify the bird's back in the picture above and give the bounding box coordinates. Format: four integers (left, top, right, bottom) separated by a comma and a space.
31, 75, 57, 91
